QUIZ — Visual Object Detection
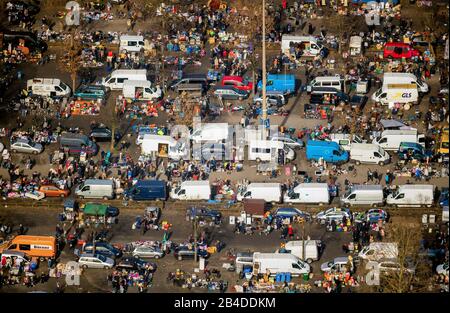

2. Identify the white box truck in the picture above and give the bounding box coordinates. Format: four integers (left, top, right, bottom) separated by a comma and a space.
170, 181, 211, 200
277, 240, 320, 264
281, 35, 324, 58
75, 179, 115, 200
123, 80, 162, 101
102, 69, 147, 90
190, 123, 230, 143
341, 185, 384, 206
284, 183, 330, 204
372, 129, 425, 151
382, 72, 429, 93
252, 252, 310, 276
358, 243, 398, 262
371, 83, 419, 106
237, 183, 282, 203
350, 143, 390, 165
386, 184, 434, 207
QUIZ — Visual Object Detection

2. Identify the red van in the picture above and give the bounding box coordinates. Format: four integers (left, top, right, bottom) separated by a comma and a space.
383, 42, 420, 59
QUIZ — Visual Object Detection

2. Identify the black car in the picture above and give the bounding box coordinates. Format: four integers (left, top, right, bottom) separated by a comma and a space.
89, 127, 112, 141
173, 246, 209, 261
186, 207, 222, 224
116, 256, 157, 273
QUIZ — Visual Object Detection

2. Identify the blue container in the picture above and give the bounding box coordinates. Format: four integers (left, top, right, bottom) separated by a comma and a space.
285, 272, 291, 282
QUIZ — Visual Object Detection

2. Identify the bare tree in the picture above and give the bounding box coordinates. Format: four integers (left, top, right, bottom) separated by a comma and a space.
58, 34, 82, 92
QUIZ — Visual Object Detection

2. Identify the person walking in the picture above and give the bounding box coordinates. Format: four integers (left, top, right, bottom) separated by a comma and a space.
287, 224, 294, 240
367, 169, 373, 182
384, 170, 391, 185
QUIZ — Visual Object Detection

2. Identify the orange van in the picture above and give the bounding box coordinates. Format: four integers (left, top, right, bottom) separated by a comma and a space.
0, 235, 56, 260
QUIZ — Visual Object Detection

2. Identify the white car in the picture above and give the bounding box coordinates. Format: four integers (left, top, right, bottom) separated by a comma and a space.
436, 263, 449, 276
78, 253, 115, 269
321, 257, 350, 273
10, 138, 43, 154
270, 135, 304, 149
132, 246, 165, 259
315, 208, 351, 224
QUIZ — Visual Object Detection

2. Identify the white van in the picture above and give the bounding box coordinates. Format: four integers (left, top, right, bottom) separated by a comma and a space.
371, 84, 419, 106
123, 80, 162, 101
140, 134, 187, 160
248, 140, 295, 162
277, 240, 320, 264
102, 69, 147, 90
75, 179, 115, 200
350, 143, 390, 165
383, 72, 428, 93
341, 185, 384, 206
386, 184, 434, 207
358, 243, 398, 262
372, 129, 425, 151
252, 252, 310, 276
190, 123, 230, 143
119, 35, 145, 53
26, 78, 71, 98
307, 75, 344, 92
281, 35, 324, 57
236, 183, 282, 203
170, 181, 211, 200
284, 183, 330, 204
329, 133, 366, 151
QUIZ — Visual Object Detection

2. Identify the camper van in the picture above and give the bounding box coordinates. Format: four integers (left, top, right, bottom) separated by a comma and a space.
382, 72, 429, 93
26, 78, 71, 98
170, 181, 211, 200
307, 76, 344, 93
248, 140, 295, 162
284, 183, 330, 204
349, 143, 390, 165
102, 69, 147, 90
372, 129, 425, 151
386, 184, 434, 207
371, 84, 419, 105
252, 252, 310, 277
358, 243, 398, 262
0, 235, 56, 260
190, 123, 230, 143
122, 80, 162, 101
281, 35, 325, 57
236, 183, 282, 203
75, 179, 115, 200
119, 35, 145, 52
277, 240, 321, 264
341, 185, 384, 206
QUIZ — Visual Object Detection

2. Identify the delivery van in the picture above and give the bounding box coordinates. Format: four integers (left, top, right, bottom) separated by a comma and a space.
341, 185, 384, 207
281, 35, 325, 58
306, 140, 349, 164
26, 78, 71, 98
329, 133, 366, 151
358, 242, 398, 262
0, 235, 56, 260
372, 129, 425, 151
75, 179, 115, 200
170, 181, 211, 200
119, 35, 145, 52
236, 183, 282, 203
307, 75, 344, 93
122, 80, 162, 101
248, 140, 295, 162
257, 74, 296, 95
190, 123, 230, 143
386, 184, 434, 207
371, 84, 419, 105
102, 69, 147, 90
284, 183, 330, 204
252, 252, 310, 277
382, 72, 428, 94
124, 180, 167, 201
59, 133, 98, 156
277, 240, 320, 264
349, 143, 390, 165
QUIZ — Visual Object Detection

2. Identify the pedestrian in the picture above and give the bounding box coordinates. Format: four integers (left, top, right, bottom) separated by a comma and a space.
367, 169, 373, 182
373, 170, 379, 183
287, 224, 294, 239
384, 170, 391, 185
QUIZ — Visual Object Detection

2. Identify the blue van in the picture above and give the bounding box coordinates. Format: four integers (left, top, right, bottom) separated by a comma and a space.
306, 140, 349, 164
257, 74, 296, 95
124, 180, 167, 201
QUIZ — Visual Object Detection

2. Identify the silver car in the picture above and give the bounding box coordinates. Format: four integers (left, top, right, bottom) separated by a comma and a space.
78, 253, 115, 269
132, 246, 165, 259
10, 138, 43, 154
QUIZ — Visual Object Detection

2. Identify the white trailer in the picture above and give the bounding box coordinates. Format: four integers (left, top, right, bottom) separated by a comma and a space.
122, 80, 162, 101
358, 243, 398, 262
284, 183, 330, 204
341, 185, 384, 206
349, 143, 390, 165
386, 184, 434, 207
372, 129, 425, 151
252, 252, 310, 276
170, 181, 211, 201
236, 183, 282, 203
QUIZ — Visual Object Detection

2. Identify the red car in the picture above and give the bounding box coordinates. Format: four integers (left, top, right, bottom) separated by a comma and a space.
220, 76, 253, 92
383, 42, 420, 59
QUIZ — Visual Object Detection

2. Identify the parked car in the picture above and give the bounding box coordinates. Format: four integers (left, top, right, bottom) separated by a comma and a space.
269, 135, 304, 149
82, 242, 122, 259
439, 188, 449, 207
377, 259, 416, 275
78, 253, 115, 269
436, 262, 449, 276
38, 185, 70, 197
74, 85, 108, 100
321, 257, 350, 273
213, 86, 249, 100
89, 127, 113, 142
254, 92, 286, 107
186, 207, 222, 223
173, 246, 209, 261
10, 138, 43, 154
315, 208, 351, 224
132, 245, 164, 259
274, 207, 311, 221
220, 76, 253, 92
116, 256, 157, 272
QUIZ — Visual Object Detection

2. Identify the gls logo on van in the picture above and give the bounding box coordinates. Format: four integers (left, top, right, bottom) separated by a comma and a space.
402, 93, 412, 98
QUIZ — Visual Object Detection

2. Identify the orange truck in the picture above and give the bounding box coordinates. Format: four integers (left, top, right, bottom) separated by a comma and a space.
0, 235, 56, 260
